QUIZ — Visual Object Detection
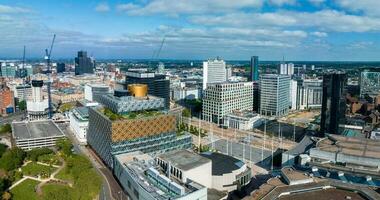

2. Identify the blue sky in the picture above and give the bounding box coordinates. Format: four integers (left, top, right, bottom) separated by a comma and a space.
1, 0, 380, 61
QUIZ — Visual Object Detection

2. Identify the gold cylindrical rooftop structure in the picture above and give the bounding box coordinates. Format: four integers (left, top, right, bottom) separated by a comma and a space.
128, 84, 148, 97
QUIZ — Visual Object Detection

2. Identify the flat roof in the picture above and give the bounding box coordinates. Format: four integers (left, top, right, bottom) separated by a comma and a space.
281, 167, 312, 183
278, 188, 367, 200
316, 134, 380, 159
12, 120, 65, 140
157, 149, 211, 171
201, 152, 245, 175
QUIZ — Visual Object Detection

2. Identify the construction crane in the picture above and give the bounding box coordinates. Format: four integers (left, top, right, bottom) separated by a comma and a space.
149, 36, 166, 69
45, 34, 56, 119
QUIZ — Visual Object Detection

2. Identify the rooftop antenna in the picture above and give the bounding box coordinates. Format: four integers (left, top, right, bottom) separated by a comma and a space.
45, 34, 56, 119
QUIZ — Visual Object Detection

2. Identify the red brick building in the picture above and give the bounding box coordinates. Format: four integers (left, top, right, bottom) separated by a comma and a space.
0, 86, 15, 115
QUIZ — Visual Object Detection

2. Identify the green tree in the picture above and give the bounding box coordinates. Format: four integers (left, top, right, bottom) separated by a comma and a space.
56, 138, 73, 156
0, 144, 7, 157
18, 100, 26, 111
0, 178, 10, 194
0, 124, 11, 135
26, 148, 53, 162
0, 148, 26, 171
182, 108, 191, 118
2, 191, 11, 200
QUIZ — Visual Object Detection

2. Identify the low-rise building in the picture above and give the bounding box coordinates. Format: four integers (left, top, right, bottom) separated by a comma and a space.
69, 107, 89, 144
200, 152, 252, 192
11, 120, 66, 150
223, 111, 263, 130
114, 151, 208, 200
0, 86, 15, 115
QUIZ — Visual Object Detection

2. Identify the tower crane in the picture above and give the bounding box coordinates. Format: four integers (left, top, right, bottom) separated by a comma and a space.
45, 34, 56, 119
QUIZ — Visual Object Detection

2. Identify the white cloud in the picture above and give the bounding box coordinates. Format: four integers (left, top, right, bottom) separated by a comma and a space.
309, 0, 326, 6
116, 0, 262, 16
268, 0, 296, 6
347, 41, 374, 49
310, 31, 328, 37
0, 4, 30, 13
191, 10, 380, 32
95, 3, 110, 12
336, 0, 380, 16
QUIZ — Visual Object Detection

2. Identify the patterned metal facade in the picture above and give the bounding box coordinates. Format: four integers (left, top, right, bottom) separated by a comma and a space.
87, 107, 192, 168
99, 94, 165, 114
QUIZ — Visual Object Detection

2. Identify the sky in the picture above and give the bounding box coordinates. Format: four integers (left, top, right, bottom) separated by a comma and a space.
1, 0, 380, 61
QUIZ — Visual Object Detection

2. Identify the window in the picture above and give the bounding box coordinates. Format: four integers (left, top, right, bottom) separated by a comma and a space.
128, 180, 131, 188
133, 188, 139, 199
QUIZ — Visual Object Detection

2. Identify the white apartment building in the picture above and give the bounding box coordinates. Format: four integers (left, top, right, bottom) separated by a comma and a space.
260, 74, 290, 117
202, 82, 253, 124
27, 80, 49, 121
279, 63, 294, 75
290, 79, 323, 110
69, 107, 89, 144
202, 58, 226, 90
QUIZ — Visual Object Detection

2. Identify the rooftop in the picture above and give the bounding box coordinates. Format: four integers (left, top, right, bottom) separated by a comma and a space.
115, 151, 206, 200
12, 120, 65, 140
157, 149, 211, 171
200, 152, 245, 175
278, 188, 368, 200
316, 134, 380, 159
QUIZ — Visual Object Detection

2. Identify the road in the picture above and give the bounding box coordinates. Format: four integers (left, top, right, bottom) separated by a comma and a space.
59, 123, 129, 200
0, 112, 25, 124
184, 117, 297, 151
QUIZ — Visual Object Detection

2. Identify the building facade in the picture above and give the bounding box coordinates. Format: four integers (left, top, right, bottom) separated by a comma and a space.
26, 80, 49, 121
0, 86, 15, 115
202, 58, 226, 90
259, 74, 290, 117
124, 70, 170, 108
75, 51, 94, 75
360, 69, 380, 98
56, 63, 66, 73
69, 107, 89, 144
320, 73, 347, 136
84, 83, 110, 102
250, 56, 259, 81
202, 82, 253, 124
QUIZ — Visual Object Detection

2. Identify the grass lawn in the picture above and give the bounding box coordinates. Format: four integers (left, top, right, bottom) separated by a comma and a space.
41, 183, 76, 200
10, 179, 40, 200
37, 154, 61, 166
21, 162, 57, 178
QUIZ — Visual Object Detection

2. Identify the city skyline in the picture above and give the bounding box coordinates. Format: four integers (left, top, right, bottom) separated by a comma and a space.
1, 0, 380, 61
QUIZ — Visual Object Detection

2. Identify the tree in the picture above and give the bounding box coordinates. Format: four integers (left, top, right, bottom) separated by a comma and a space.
0, 144, 7, 158
0, 178, 10, 194
182, 108, 191, 118
27, 147, 53, 162
18, 100, 26, 111
2, 191, 12, 200
0, 148, 26, 171
56, 138, 73, 156
0, 124, 11, 135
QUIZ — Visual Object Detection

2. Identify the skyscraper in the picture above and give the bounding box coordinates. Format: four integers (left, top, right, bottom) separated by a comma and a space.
202, 58, 226, 90
259, 74, 290, 117
250, 56, 259, 81
56, 63, 65, 73
124, 70, 170, 108
74, 51, 94, 75
320, 73, 347, 136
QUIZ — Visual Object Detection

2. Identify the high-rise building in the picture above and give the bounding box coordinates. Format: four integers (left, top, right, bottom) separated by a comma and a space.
0, 85, 15, 115
57, 63, 66, 73
259, 74, 290, 117
202, 58, 226, 90
87, 85, 192, 168
301, 79, 323, 109
0, 62, 17, 77
124, 70, 170, 108
278, 63, 294, 76
320, 73, 347, 136
202, 82, 253, 124
26, 80, 49, 121
360, 69, 380, 98
226, 66, 232, 80
253, 82, 260, 112
74, 51, 94, 75
250, 56, 259, 81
